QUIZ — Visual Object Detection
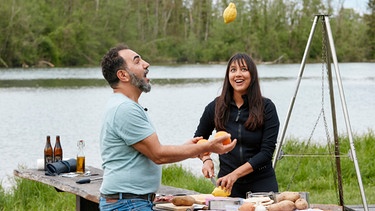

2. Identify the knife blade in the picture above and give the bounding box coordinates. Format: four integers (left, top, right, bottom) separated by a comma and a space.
210, 177, 217, 187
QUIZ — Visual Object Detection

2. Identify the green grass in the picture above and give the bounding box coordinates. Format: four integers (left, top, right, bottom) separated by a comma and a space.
161, 164, 214, 194
1, 132, 374, 210
0, 177, 75, 210
275, 131, 375, 205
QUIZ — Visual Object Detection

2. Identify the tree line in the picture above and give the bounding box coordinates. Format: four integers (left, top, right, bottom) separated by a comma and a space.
0, 0, 374, 68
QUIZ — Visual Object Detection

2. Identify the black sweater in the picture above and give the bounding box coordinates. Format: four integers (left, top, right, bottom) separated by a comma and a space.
194, 96, 280, 183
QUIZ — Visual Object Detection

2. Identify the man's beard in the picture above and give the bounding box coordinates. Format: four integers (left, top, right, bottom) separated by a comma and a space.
128, 71, 151, 93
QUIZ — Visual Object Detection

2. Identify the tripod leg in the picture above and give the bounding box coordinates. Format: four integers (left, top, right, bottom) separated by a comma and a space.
322, 17, 344, 206
324, 16, 369, 211
273, 15, 320, 168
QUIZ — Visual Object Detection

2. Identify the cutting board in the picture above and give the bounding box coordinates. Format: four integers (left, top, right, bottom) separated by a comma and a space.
189, 194, 214, 204
154, 203, 193, 211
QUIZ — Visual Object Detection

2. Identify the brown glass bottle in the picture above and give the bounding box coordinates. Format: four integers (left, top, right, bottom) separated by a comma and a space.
44, 136, 53, 170
54, 135, 63, 162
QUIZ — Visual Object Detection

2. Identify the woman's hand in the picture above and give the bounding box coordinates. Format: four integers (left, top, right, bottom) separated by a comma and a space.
216, 172, 239, 194
217, 162, 253, 193
201, 157, 214, 178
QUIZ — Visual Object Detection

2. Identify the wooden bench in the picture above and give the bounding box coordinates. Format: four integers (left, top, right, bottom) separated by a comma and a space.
14, 166, 199, 211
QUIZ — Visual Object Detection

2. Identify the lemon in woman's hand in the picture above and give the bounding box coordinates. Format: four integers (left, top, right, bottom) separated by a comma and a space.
212, 186, 231, 197
223, 2, 237, 24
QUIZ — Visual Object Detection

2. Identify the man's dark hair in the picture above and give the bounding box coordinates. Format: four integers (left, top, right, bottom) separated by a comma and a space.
101, 44, 129, 88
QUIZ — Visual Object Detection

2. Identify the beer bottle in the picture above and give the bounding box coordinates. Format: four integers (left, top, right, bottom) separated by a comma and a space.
44, 136, 53, 170
76, 140, 85, 173
54, 135, 63, 162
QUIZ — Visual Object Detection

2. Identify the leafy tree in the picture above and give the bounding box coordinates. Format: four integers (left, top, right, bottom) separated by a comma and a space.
364, 0, 375, 60
0, 0, 372, 67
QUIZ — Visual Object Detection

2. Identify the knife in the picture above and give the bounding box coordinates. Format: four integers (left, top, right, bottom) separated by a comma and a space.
210, 177, 217, 187
76, 177, 103, 184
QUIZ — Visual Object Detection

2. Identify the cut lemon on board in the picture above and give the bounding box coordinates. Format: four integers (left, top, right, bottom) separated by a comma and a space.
223, 2, 237, 24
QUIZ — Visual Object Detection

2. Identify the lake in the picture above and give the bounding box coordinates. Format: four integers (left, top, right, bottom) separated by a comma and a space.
0, 63, 374, 190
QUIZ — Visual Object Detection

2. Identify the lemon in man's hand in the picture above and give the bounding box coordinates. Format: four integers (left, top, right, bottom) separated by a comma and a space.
223, 2, 237, 24
197, 139, 210, 156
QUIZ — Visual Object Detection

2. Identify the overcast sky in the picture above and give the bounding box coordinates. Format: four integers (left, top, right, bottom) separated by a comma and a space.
335, 0, 369, 14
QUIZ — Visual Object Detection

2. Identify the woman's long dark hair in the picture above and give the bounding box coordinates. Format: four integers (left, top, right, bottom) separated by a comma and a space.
214, 53, 264, 131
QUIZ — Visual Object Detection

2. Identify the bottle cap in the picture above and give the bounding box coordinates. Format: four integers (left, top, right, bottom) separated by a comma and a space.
77, 140, 85, 147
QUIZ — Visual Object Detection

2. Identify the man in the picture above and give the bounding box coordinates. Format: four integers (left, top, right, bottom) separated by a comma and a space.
99, 44, 236, 211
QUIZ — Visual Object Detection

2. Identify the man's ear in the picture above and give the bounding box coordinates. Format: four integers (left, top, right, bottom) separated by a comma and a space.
117, 70, 130, 82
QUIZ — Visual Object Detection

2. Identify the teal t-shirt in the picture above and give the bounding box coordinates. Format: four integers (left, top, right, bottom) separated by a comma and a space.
99, 93, 161, 195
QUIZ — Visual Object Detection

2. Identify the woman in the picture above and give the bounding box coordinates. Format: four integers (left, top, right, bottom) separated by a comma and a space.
194, 53, 280, 198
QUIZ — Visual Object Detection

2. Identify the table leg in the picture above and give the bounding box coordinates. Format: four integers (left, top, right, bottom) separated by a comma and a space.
76, 195, 99, 211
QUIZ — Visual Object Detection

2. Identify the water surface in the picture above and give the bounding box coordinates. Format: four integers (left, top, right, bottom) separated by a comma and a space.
1, 63, 374, 190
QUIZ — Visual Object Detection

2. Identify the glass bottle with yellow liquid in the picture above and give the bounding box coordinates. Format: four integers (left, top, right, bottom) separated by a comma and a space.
76, 140, 85, 173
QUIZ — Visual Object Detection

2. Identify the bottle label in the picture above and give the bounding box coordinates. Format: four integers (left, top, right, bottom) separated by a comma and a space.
54, 156, 62, 162
45, 156, 53, 163
44, 156, 53, 170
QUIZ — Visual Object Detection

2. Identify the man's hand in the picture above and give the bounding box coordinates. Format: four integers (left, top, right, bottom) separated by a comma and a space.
209, 134, 236, 154
184, 136, 202, 145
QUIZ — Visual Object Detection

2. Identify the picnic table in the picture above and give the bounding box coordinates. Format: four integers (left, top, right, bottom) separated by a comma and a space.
13, 166, 199, 211
14, 167, 371, 211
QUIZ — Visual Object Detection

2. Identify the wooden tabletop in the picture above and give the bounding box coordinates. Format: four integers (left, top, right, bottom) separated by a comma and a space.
14, 166, 103, 203
13, 166, 199, 204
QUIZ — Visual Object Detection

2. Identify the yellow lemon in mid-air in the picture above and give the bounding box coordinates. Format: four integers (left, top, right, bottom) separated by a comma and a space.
212, 186, 231, 197
223, 2, 237, 24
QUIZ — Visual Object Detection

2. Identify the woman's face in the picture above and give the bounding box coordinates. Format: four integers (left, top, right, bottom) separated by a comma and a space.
228, 59, 251, 95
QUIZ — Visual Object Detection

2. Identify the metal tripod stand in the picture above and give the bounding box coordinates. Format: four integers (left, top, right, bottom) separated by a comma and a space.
272, 15, 368, 211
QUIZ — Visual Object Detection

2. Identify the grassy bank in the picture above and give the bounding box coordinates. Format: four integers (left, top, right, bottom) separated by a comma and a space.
1, 132, 374, 210
275, 131, 375, 205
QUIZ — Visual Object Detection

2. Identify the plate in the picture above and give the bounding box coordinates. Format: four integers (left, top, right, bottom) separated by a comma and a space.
243, 197, 274, 206
261, 200, 274, 206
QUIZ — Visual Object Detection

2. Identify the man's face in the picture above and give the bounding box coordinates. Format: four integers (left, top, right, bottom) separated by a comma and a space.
128, 69, 151, 93
119, 49, 151, 93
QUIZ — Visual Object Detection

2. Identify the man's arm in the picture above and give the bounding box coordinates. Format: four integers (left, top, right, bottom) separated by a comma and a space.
133, 132, 236, 164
